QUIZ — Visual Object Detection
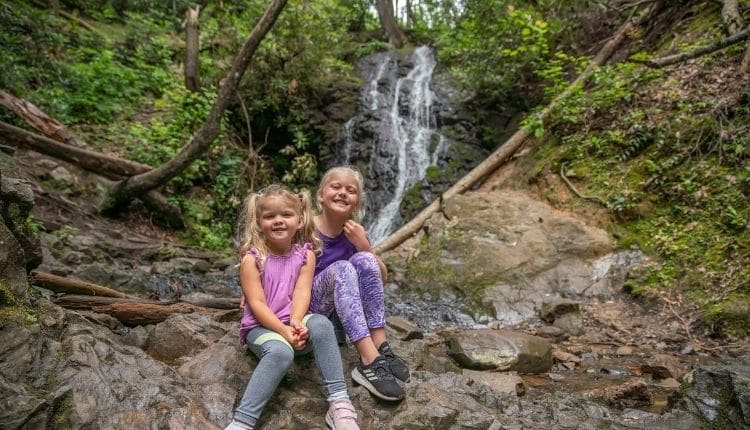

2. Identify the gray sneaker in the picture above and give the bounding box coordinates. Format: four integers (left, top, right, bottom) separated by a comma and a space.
378, 341, 411, 382
351, 355, 405, 401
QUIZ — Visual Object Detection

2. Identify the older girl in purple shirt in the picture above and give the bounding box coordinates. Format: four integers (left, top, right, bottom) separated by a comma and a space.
310, 167, 410, 402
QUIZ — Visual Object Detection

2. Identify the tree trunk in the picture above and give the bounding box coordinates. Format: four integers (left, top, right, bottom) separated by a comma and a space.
31, 271, 131, 298
375, 0, 408, 48
184, 5, 201, 92
405, 0, 414, 28
100, 0, 288, 215
0, 91, 88, 148
721, 0, 742, 35
53, 294, 221, 326
0, 121, 148, 178
374, 3, 661, 254
741, 45, 750, 74
719, 0, 750, 74
0, 121, 184, 227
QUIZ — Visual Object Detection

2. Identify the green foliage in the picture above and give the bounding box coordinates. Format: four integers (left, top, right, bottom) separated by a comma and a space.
24, 216, 45, 236
0, 3, 172, 125
529, 43, 750, 334
438, 3, 558, 106
353, 40, 390, 59
127, 84, 219, 189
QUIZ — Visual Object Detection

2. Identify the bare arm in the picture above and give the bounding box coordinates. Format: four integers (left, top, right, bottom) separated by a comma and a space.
343, 219, 388, 282
290, 250, 315, 322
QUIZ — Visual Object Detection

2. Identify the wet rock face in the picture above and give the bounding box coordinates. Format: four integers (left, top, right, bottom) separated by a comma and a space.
1, 167, 43, 298
673, 362, 750, 429
394, 190, 628, 323
322, 48, 487, 242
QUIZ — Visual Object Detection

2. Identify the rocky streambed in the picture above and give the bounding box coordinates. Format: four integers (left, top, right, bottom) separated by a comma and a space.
2, 150, 749, 429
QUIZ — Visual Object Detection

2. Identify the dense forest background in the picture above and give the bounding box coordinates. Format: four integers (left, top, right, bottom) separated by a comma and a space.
1, 0, 748, 336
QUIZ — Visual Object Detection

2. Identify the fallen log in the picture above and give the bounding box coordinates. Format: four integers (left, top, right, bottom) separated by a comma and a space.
31, 271, 131, 298
0, 91, 88, 148
0, 121, 184, 227
0, 121, 149, 178
374, 3, 661, 254
181, 296, 240, 309
53, 294, 220, 326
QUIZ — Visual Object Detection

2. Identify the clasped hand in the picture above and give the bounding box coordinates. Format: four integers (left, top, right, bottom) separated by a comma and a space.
343, 220, 371, 252
285, 319, 309, 350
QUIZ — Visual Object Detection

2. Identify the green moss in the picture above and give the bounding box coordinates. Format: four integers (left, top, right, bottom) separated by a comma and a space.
399, 181, 426, 222
404, 231, 501, 316
52, 391, 73, 427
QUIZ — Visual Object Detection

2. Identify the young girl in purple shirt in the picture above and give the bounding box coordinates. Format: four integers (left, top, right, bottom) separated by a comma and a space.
309, 167, 410, 402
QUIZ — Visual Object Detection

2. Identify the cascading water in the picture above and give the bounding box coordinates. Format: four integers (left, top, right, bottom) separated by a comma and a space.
337, 46, 450, 244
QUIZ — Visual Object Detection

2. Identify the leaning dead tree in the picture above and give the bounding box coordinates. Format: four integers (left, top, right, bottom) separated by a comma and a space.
374, 2, 662, 254
0, 91, 88, 148
184, 5, 201, 92
0, 90, 183, 226
100, 0, 288, 215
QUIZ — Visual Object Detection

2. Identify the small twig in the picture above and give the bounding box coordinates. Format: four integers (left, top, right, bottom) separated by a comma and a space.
663, 298, 700, 346
559, 162, 608, 206
618, 0, 658, 12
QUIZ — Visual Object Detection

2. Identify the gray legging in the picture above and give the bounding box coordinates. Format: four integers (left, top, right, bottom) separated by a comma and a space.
233, 314, 348, 426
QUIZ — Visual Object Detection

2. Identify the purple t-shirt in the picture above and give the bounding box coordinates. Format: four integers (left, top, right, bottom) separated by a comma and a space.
314, 230, 358, 276
239, 243, 312, 344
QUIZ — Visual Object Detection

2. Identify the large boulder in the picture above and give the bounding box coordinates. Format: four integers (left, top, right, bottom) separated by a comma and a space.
392, 191, 624, 323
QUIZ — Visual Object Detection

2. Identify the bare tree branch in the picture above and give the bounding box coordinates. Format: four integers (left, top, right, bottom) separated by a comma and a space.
100, 0, 288, 215
637, 26, 750, 67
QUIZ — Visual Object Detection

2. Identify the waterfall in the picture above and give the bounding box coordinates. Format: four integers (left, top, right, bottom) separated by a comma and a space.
337, 46, 449, 245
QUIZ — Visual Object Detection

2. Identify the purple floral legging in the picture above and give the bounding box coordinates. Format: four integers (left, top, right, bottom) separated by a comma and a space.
310, 252, 385, 343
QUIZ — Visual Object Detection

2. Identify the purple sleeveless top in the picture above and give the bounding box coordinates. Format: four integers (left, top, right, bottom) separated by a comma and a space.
314, 230, 357, 276
239, 243, 312, 344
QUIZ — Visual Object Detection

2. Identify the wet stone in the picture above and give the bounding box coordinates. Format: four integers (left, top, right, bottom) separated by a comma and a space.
446, 329, 553, 373
600, 366, 633, 377
540, 299, 581, 323
616, 346, 634, 356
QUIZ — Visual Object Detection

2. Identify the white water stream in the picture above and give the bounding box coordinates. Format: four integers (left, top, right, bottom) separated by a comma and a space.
339, 46, 448, 244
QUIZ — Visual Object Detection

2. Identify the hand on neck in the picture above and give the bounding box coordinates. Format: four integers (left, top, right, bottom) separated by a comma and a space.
315, 213, 347, 237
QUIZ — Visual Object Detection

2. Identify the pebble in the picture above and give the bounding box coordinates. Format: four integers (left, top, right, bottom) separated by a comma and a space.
616, 346, 634, 356
600, 366, 633, 377
581, 352, 599, 361
656, 377, 681, 388
680, 344, 694, 355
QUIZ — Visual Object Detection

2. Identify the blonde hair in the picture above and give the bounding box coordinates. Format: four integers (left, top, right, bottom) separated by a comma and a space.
238, 184, 320, 268
316, 166, 366, 222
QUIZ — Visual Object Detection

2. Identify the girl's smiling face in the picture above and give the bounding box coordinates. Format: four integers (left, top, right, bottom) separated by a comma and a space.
318, 172, 360, 219
258, 195, 301, 254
